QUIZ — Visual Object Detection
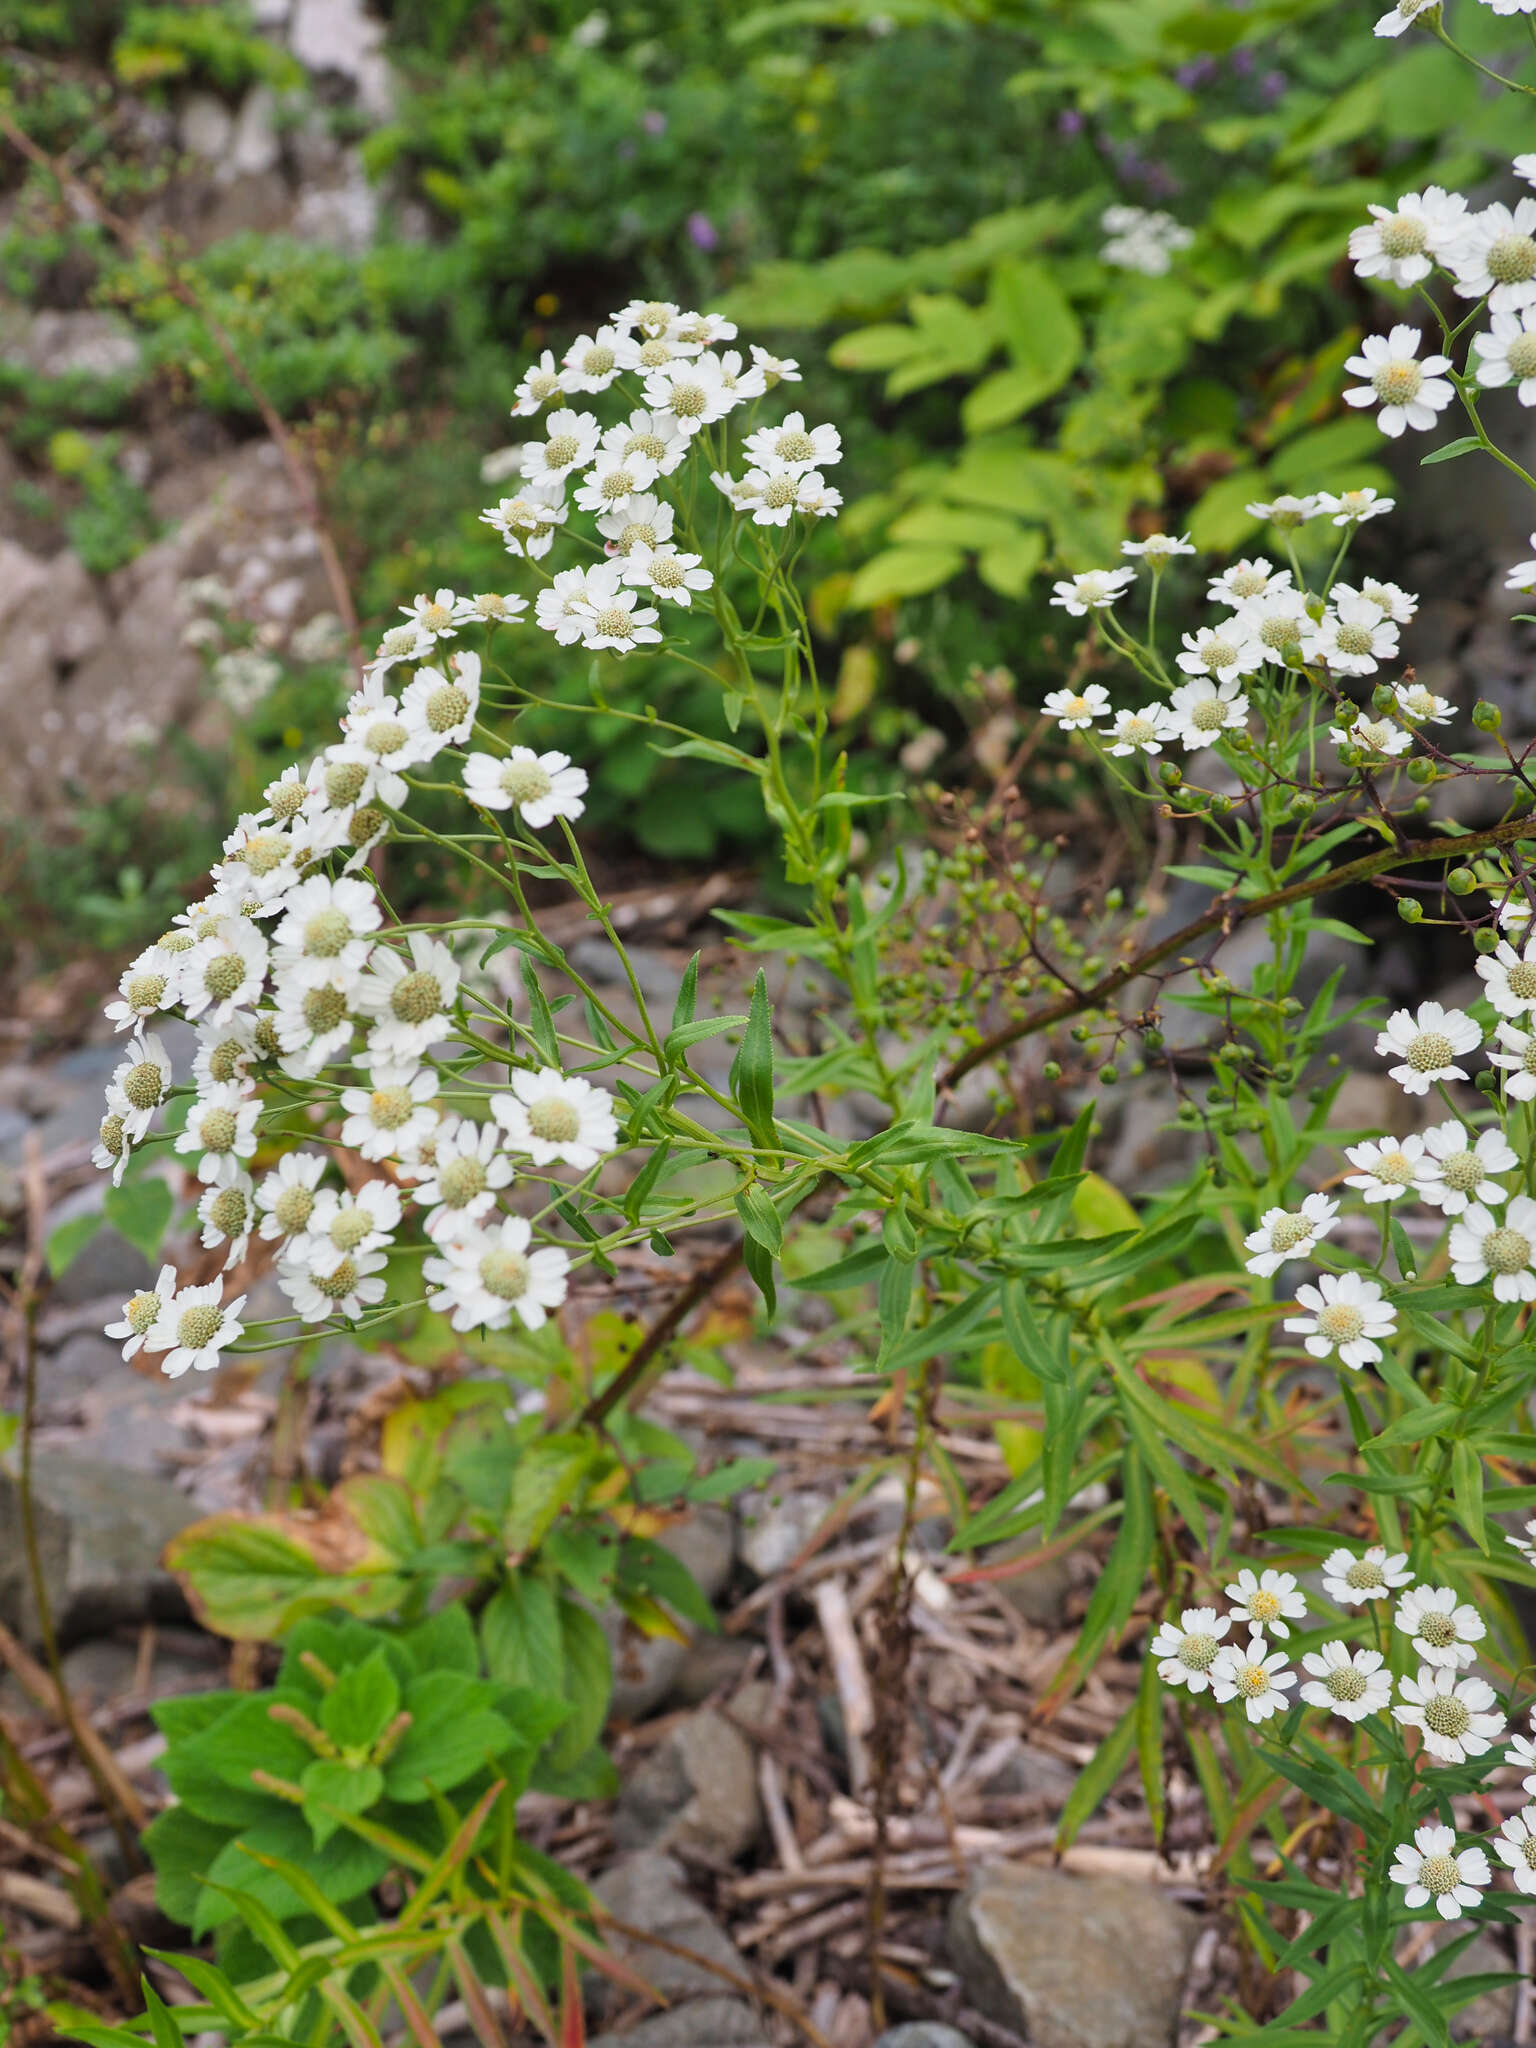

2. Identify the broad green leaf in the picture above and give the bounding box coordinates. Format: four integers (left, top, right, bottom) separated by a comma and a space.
103, 1175, 175, 1263
846, 543, 964, 607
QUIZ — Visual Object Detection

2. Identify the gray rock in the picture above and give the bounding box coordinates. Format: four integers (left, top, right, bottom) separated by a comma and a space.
179, 91, 234, 160
669, 1632, 758, 1706
589, 1852, 745, 2008
291, 167, 379, 255
288, 0, 393, 114
874, 2028, 978, 2048
44, 1182, 152, 1309
606, 1508, 735, 1723
614, 1706, 762, 1864
740, 1491, 828, 1579
6, 310, 142, 382
588, 1999, 768, 2048
949, 1866, 1198, 2048
0, 1452, 196, 1646
984, 1531, 1074, 1630
1438, 1929, 1518, 2040
230, 86, 282, 178
664, 1504, 735, 1603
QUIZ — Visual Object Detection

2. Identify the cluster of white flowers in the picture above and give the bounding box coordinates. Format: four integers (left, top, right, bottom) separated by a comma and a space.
1377, 0, 1536, 41
95, 299, 822, 1379
1098, 204, 1194, 276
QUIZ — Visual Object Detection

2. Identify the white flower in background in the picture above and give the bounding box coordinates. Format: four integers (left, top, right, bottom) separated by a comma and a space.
1517, 155, 1536, 188
1099, 204, 1193, 275
1246, 493, 1319, 529
179, 919, 269, 1024
1322, 1545, 1413, 1605
522, 408, 601, 482
1453, 199, 1536, 313
299, 1179, 402, 1262
600, 411, 688, 482
710, 469, 762, 514
1237, 588, 1313, 666
536, 568, 601, 644
1226, 1568, 1307, 1639
676, 310, 738, 350
1041, 684, 1111, 731
462, 746, 588, 828
1330, 712, 1411, 759
1376, 1000, 1481, 1094
559, 325, 629, 394
1417, 1121, 1517, 1214
407, 1118, 514, 1241
742, 412, 842, 473
480, 482, 568, 560
511, 349, 564, 415
175, 1085, 260, 1183
1395, 1585, 1487, 1669
1167, 676, 1249, 751
1394, 1666, 1505, 1764
740, 464, 840, 525
105, 949, 177, 1032
1284, 1271, 1396, 1370
1121, 531, 1195, 567
1316, 487, 1395, 526
1349, 188, 1473, 287
642, 354, 741, 433
1210, 1635, 1296, 1724
1149, 1607, 1232, 1693
401, 651, 482, 752
425, 1214, 571, 1333
614, 297, 683, 339
792, 473, 842, 518
197, 1163, 255, 1269
272, 876, 382, 990
1474, 309, 1536, 407
709, 348, 768, 405
493, 1066, 619, 1170
1243, 1193, 1339, 1275
112, 1032, 173, 1141
620, 543, 713, 606
1343, 1130, 1433, 1204
105, 1264, 178, 1361
1048, 568, 1135, 616
1491, 1018, 1536, 1098
1449, 1195, 1536, 1300
1351, 577, 1419, 625
1299, 1642, 1393, 1723
1390, 1825, 1492, 1920
1106, 704, 1172, 755
597, 488, 677, 555
339, 1063, 439, 1162
573, 446, 662, 515
365, 622, 435, 679
1208, 558, 1292, 608
92, 1091, 133, 1185
274, 973, 356, 1076
143, 1281, 246, 1379
255, 1150, 327, 1243
1309, 594, 1403, 678
355, 934, 461, 1060
279, 1240, 389, 1324
1476, 936, 1536, 1018
1393, 681, 1452, 723
750, 343, 800, 385
400, 588, 460, 641
1177, 622, 1263, 681
1495, 1810, 1536, 1897
572, 561, 662, 652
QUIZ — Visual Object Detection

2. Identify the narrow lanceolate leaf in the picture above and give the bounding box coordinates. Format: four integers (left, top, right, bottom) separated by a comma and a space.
1450, 1439, 1488, 1553
729, 969, 777, 1150
1134, 1651, 1165, 1844
1054, 1691, 1137, 1853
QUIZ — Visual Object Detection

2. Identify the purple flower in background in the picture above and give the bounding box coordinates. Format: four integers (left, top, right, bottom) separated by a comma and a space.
1057, 108, 1084, 137
686, 211, 719, 252
1175, 57, 1216, 87
1229, 46, 1255, 75
642, 110, 667, 137
1259, 69, 1289, 103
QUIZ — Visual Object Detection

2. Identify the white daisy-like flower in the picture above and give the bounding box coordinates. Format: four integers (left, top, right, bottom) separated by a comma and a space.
1246, 493, 1320, 530
1352, 578, 1419, 625
1376, 1000, 1481, 1094
278, 1240, 389, 1324
1508, 1729, 1536, 1800
331, 688, 430, 808
559, 325, 630, 394
619, 543, 713, 606
111, 1031, 173, 1142
105, 948, 178, 1032
598, 413, 688, 484
1284, 1270, 1396, 1370
1106, 704, 1172, 756
613, 296, 683, 339
1041, 684, 1112, 731
739, 463, 841, 526
792, 474, 842, 520
196, 1163, 256, 1270
742, 412, 841, 474
1453, 199, 1536, 314
462, 746, 588, 829
522, 408, 601, 482
192, 1012, 263, 1095
92, 1091, 134, 1185
1120, 531, 1195, 566
480, 482, 569, 561
1449, 1194, 1536, 1300
1473, 308, 1536, 405
1517, 155, 1536, 189
705, 347, 767, 406
1348, 188, 1473, 287
710, 468, 762, 514
1210, 1635, 1296, 1724
142, 1280, 246, 1379
296, 1178, 402, 1262
1099, 205, 1193, 275
571, 561, 662, 653
354, 933, 461, 1061
399, 588, 460, 641
450, 590, 525, 628
492, 1066, 619, 1170
105, 1263, 178, 1361
400, 650, 483, 752
1394, 1666, 1505, 1764
1315, 487, 1395, 527
1393, 681, 1452, 724
406, 1117, 514, 1242
675, 310, 738, 351
175, 1085, 260, 1184
1495, 1809, 1536, 1897
1298, 1641, 1393, 1723
535, 567, 600, 645
216, 811, 335, 906
1343, 1133, 1430, 1205
511, 349, 564, 415
271, 875, 382, 990
1235, 588, 1313, 667
1491, 1018, 1536, 1099
1167, 675, 1249, 752
273, 972, 356, 1078
1417, 1121, 1517, 1214
1475, 936, 1536, 1019
750, 343, 800, 386
573, 446, 662, 516
642, 353, 741, 434
179, 918, 270, 1025
1177, 621, 1263, 681
1149, 1607, 1232, 1694
1394, 1584, 1487, 1670
339, 1063, 439, 1163
1500, 891, 1536, 934
1330, 713, 1411, 760
424, 1214, 571, 1334
1390, 1824, 1491, 1921
1048, 567, 1135, 616
1208, 558, 1291, 608
255, 1150, 328, 1243
596, 489, 677, 557
1307, 593, 1402, 676
1243, 1193, 1339, 1276
1225, 1567, 1307, 1640
1321, 1544, 1414, 1605
364, 621, 436, 678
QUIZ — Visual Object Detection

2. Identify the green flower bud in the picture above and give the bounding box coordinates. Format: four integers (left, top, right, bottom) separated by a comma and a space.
1473, 700, 1502, 731
1411, 795, 1432, 814
1288, 791, 1316, 819
1371, 684, 1396, 714
1142, 1026, 1164, 1052
1158, 762, 1183, 791
1406, 755, 1436, 785
1476, 1069, 1501, 1095
1209, 793, 1233, 817
1397, 898, 1423, 924
1098, 1064, 1118, 1086
1041, 1060, 1062, 1082
1474, 927, 1500, 954
1446, 867, 1477, 896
